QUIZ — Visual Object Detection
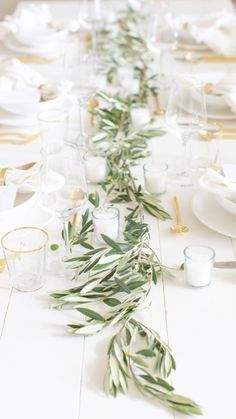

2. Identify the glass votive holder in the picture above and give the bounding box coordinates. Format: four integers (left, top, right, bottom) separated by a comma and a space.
130, 105, 150, 129
1, 227, 48, 292
38, 109, 69, 153
92, 205, 120, 244
83, 152, 107, 183
184, 245, 215, 288
143, 162, 168, 195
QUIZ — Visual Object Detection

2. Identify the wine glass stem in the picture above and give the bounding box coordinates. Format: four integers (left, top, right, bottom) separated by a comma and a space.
62, 219, 72, 259
78, 99, 86, 143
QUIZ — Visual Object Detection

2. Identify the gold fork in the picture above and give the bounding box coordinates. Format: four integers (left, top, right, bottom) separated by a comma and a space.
0, 259, 6, 274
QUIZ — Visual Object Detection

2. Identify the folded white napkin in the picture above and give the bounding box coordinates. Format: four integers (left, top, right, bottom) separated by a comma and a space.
199, 168, 236, 198
0, 3, 52, 40
0, 185, 17, 211
176, 10, 236, 56
0, 163, 40, 194
0, 58, 45, 91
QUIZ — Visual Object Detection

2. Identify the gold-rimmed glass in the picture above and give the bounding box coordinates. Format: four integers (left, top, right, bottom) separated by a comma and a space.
1, 226, 48, 292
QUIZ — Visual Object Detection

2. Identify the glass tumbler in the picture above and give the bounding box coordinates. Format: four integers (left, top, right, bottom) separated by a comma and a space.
38, 109, 69, 153
1, 227, 48, 292
184, 245, 215, 288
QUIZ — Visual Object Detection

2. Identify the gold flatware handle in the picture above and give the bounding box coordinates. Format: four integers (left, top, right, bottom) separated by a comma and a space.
18, 55, 59, 64
0, 132, 41, 145
201, 56, 236, 62
173, 196, 181, 225
0, 168, 8, 186
0, 258, 6, 273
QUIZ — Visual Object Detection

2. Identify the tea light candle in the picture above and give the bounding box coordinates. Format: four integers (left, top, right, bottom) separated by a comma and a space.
143, 162, 168, 195
184, 245, 215, 287
130, 107, 150, 128
92, 206, 120, 244
84, 153, 107, 183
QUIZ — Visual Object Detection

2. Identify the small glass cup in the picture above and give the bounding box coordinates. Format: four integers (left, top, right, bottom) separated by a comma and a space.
184, 245, 215, 288
1, 227, 48, 292
143, 162, 168, 195
38, 109, 69, 153
92, 205, 120, 244
83, 152, 107, 183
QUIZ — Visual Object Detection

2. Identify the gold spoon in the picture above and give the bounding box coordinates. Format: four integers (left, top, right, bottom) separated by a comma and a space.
170, 196, 189, 233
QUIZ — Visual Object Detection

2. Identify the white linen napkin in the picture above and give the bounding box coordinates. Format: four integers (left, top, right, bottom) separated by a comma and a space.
0, 163, 39, 194
175, 10, 236, 56
0, 3, 52, 40
0, 58, 45, 90
0, 185, 17, 211
199, 168, 236, 198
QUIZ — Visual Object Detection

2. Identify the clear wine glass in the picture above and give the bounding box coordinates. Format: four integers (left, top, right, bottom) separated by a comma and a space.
39, 142, 88, 258
165, 76, 207, 186
146, 6, 178, 93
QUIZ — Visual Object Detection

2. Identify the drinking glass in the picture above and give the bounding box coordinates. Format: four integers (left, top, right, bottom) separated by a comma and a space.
77, 0, 103, 63
165, 76, 207, 185
146, 6, 178, 92
2, 227, 48, 292
39, 143, 87, 258
38, 109, 69, 153
64, 48, 97, 147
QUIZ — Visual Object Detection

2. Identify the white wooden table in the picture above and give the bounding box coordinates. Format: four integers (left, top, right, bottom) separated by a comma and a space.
0, 1, 236, 418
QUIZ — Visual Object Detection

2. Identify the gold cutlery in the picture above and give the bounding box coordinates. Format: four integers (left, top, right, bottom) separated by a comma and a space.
18, 55, 59, 64
185, 52, 236, 64
0, 258, 6, 273
153, 94, 165, 116
0, 132, 41, 145
171, 196, 189, 233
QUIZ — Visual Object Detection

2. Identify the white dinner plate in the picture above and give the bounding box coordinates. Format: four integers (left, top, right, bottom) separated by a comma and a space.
4, 35, 60, 56
192, 190, 236, 238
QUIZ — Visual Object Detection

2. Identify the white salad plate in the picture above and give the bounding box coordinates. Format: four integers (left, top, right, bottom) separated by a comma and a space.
192, 190, 236, 238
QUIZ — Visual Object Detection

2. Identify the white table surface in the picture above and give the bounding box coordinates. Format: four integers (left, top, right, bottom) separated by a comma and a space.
1, 1, 236, 419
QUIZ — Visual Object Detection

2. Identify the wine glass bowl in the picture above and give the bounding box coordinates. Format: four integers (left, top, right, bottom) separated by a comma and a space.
165, 76, 207, 185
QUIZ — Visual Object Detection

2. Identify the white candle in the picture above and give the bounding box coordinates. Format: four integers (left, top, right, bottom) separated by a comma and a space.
84, 155, 107, 183
130, 107, 150, 128
184, 245, 215, 287
93, 206, 119, 243
121, 79, 139, 95
143, 162, 168, 195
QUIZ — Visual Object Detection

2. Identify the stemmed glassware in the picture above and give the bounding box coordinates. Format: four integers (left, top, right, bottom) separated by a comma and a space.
146, 4, 178, 98
165, 76, 207, 186
39, 142, 88, 259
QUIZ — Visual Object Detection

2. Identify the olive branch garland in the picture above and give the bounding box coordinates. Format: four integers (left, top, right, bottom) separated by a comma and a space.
51, 202, 202, 415
50, 5, 203, 416
89, 91, 170, 221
